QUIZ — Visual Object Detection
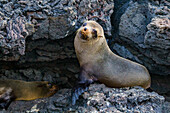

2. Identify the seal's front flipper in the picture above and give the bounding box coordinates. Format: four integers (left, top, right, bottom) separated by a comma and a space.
72, 69, 96, 105
0, 98, 14, 110
0, 88, 16, 110
72, 81, 92, 105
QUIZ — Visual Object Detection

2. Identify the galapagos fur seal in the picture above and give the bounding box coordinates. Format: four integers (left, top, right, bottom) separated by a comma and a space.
0, 79, 58, 110
72, 20, 151, 105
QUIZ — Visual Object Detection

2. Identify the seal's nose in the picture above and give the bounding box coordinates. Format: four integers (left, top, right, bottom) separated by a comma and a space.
80, 27, 88, 40
84, 27, 87, 31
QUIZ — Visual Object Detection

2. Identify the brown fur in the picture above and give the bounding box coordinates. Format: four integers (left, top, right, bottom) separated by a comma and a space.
0, 79, 58, 100
74, 21, 151, 89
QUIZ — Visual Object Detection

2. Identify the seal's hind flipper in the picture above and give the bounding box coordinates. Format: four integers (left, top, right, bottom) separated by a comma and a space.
72, 69, 96, 105
0, 88, 16, 110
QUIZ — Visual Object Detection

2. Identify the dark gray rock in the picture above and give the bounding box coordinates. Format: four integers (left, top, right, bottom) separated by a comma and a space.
111, 0, 170, 75
145, 17, 170, 71
32, 15, 75, 40
162, 101, 170, 113
0, 20, 7, 30
1, 84, 165, 113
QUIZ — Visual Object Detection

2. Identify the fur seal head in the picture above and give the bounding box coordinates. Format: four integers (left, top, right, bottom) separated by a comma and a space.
74, 20, 109, 66
76, 21, 104, 42
33, 81, 58, 98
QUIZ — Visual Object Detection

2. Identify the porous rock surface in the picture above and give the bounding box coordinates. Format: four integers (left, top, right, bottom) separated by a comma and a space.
0, 0, 114, 61
1, 84, 165, 113
0, 17, 28, 61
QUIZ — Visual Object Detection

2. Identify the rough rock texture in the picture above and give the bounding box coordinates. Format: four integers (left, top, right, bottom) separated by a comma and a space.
0, 84, 165, 113
111, 0, 170, 75
0, 17, 28, 61
162, 101, 170, 113
0, 0, 114, 61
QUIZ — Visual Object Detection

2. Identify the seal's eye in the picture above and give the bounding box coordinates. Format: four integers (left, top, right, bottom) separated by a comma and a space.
48, 83, 52, 88
92, 29, 97, 38
83, 23, 87, 26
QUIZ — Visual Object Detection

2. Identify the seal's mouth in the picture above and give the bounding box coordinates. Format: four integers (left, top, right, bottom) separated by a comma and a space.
80, 31, 88, 40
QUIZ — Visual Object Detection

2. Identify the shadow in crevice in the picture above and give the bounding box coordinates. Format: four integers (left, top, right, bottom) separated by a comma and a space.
111, 0, 131, 40
151, 74, 170, 102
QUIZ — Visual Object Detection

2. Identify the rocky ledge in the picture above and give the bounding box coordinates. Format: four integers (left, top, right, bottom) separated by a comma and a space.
1, 84, 165, 113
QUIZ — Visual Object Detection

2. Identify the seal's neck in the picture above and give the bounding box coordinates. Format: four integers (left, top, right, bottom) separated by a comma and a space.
74, 36, 110, 66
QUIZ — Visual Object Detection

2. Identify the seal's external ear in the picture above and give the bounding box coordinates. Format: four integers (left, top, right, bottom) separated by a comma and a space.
92, 29, 97, 38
